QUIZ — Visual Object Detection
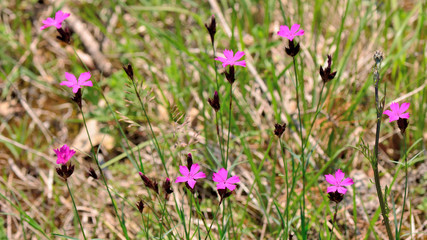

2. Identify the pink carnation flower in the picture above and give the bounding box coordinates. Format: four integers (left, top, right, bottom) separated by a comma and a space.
325, 169, 354, 195
215, 49, 246, 68
212, 168, 240, 191
175, 163, 206, 189
383, 102, 410, 122
277, 24, 304, 41
60, 72, 93, 93
40, 10, 70, 30
53, 144, 76, 164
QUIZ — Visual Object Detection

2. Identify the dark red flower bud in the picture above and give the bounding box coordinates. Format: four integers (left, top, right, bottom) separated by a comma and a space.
204, 15, 216, 45
225, 66, 235, 84
87, 167, 98, 179
274, 123, 287, 137
186, 153, 193, 169
56, 27, 71, 44
397, 118, 409, 134
139, 172, 159, 193
162, 178, 173, 200
285, 40, 300, 57
123, 63, 134, 81
56, 163, 74, 180
208, 91, 220, 112
328, 191, 344, 203
136, 200, 144, 213
71, 88, 82, 109
319, 55, 337, 84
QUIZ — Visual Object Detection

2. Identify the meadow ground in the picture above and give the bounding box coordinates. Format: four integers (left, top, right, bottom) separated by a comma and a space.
0, 0, 426, 239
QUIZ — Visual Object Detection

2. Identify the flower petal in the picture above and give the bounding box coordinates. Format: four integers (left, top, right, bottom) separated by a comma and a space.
175, 176, 188, 183
214, 57, 227, 63
383, 109, 393, 117
399, 113, 409, 119
290, 24, 300, 33
217, 168, 228, 181
232, 51, 245, 61
325, 174, 337, 185
389, 115, 399, 122
334, 169, 345, 183
60, 80, 75, 88
187, 178, 196, 189
225, 183, 236, 191
398, 102, 410, 115
189, 163, 200, 176
216, 182, 226, 190
78, 72, 91, 85
72, 85, 80, 93
192, 172, 206, 179
295, 29, 304, 36
340, 177, 354, 186
223, 49, 234, 59
390, 102, 399, 113
226, 175, 240, 184
337, 186, 347, 194
179, 166, 189, 176
233, 60, 246, 67
327, 186, 338, 193
65, 72, 77, 84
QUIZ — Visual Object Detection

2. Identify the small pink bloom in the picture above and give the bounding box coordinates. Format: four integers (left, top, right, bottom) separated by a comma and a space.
175, 163, 206, 189
277, 24, 304, 41
383, 102, 410, 122
40, 10, 70, 30
60, 72, 93, 93
212, 168, 240, 191
215, 49, 246, 68
53, 144, 76, 164
325, 169, 354, 195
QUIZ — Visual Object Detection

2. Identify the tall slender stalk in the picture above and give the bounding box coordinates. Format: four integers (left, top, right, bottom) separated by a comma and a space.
398, 133, 408, 237
292, 56, 306, 238
225, 84, 233, 168
328, 203, 339, 240
279, 139, 289, 238
65, 180, 87, 240
372, 53, 394, 239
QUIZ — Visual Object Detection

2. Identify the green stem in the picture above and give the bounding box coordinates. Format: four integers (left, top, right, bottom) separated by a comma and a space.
328, 203, 339, 240
225, 84, 233, 168
280, 139, 289, 237
398, 133, 408, 237
292, 56, 306, 239
303, 83, 326, 149
80, 110, 129, 239
204, 201, 223, 240
65, 180, 87, 240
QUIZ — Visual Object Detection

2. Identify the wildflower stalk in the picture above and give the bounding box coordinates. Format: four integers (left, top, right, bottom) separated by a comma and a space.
328, 203, 339, 240
398, 132, 408, 237
279, 139, 290, 237
372, 53, 394, 239
80, 109, 130, 239
225, 85, 233, 168
65, 180, 87, 240
303, 82, 325, 149
292, 56, 306, 238
204, 201, 223, 240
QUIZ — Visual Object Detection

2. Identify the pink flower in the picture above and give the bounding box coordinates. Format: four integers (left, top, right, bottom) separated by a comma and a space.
383, 102, 410, 122
61, 72, 93, 93
40, 10, 70, 30
325, 169, 354, 195
212, 168, 240, 191
277, 24, 304, 41
215, 49, 246, 68
53, 144, 76, 164
175, 163, 206, 189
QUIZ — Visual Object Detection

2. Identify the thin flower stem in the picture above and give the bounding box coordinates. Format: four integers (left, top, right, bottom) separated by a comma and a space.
303, 83, 325, 149
372, 64, 394, 240
215, 112, 225, 165
225, 84, 233, 168
80, 109, 130, 239
65, 180, 87, 240
292, 56, 306, 238
280, 139, 289, 238
328, 203, 339, 240
204, 201, 223, 240
398, 132, 408, 237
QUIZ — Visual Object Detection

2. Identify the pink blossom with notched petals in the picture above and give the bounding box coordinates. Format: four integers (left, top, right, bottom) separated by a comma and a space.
277, 24, 304, 41
212, 168, 240, 191
60, 72, 93, 93
325, 169, 354, 195
53, 144, 76, 164
40, 10, 70, 30
383, 102, 410, 122
175, 163, 206, 189
215, 49, 246, 68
